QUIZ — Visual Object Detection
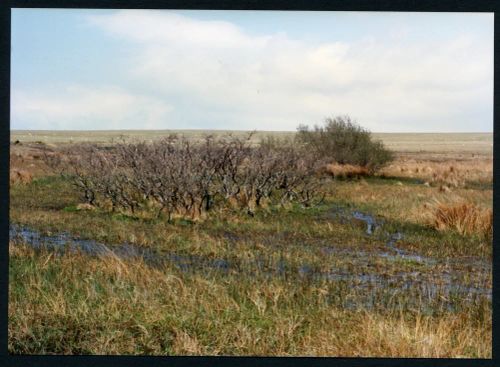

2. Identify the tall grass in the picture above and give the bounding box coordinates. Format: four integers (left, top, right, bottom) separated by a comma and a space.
324, 163, 369, 179
9, 243, 491, 357
9, 169, 33, 185
9, 139, 492, 357
430, 201, 492, 238
381, 158, 492, 190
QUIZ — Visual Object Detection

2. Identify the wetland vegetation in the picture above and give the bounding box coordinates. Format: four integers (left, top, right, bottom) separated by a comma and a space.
8, 120, 492, 357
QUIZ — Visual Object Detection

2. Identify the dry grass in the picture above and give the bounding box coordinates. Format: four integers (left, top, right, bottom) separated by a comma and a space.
382, 157, 492, 189
300, 310, 491, 358
10, 142, 57, 179
9, 243, 491, 357
11, 131, 493, 155
9, 169, 33, 185
371, 133, 492, 155
349, 311, 491, 358
428, 200, 492, 238
8, 135, 492, 356
324, 163, 369, 179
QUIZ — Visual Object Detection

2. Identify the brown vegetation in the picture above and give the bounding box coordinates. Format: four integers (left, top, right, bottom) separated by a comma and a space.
9, 243, 491, 357
9, 169, 33, 185
324, 163, 369, 179
9, 132, 492, 357
429, 200, 492, 238
43, 135, 327, 221
382, 157, 492, 189
10, 142, 58, 181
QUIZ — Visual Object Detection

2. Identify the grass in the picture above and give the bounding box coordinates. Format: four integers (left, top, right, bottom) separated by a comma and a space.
371, 132, 492, 154
8, 136, 492, 357
9, 243, 491, 356
381, 156, 493, 190
430, 201, 492, 238
10, 131, 493, 154
324, 163, 369, 179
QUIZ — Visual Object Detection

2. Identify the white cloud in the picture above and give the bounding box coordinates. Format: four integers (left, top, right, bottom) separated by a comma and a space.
12, 11, 493, 132
87, 10, 273, 49
12, 85, 173, 130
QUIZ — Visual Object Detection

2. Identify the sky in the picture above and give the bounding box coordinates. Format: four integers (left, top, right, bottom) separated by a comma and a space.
11, 9, 494, 132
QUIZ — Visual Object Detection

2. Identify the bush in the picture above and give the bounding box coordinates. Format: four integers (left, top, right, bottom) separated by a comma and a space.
44, 135, 326, 221
296, 115, 394, 173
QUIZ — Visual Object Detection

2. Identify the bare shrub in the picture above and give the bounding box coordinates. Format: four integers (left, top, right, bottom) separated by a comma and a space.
44, 134, 325, 221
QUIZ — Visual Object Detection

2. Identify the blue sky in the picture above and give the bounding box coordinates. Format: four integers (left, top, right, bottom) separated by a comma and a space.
11, 9, 493, 132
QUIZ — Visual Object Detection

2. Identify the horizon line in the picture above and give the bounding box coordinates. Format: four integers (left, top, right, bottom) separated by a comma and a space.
9, 129, 494, 134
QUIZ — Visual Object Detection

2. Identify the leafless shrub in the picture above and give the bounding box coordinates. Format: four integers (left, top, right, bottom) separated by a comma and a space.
44, 134, 326, 221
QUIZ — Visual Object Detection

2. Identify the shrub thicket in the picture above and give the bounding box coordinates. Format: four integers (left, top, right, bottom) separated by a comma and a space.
45, 134, 327, 221
296, 116, 394, 173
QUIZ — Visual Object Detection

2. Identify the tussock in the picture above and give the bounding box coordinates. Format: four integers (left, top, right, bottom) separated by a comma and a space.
325, 163, 369, 179
9, 169, 33, 185
430, 200, 492, 237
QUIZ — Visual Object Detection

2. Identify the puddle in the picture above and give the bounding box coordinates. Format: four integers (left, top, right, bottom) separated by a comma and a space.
326, 207, 486, 268
352, 211, 381, 235
9, 222, 491, 310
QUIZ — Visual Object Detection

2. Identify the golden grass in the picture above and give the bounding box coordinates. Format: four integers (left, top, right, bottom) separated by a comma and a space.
9, 244, 491, 356
381, 157, 492, 189
348, 311, 491, 358
429, 200, 492, 238
299, 310, 491, 358
325, 163, 369, 179
9, 169, 33, 185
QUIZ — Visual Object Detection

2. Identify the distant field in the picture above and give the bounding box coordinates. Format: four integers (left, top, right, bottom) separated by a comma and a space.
10, 130, 294, 145
372, 133, 492, 155
10, 130, 493, 155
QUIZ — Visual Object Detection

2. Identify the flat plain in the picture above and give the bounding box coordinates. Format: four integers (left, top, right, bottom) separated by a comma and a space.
8, 131, 492, 357
10, 130, 493, 154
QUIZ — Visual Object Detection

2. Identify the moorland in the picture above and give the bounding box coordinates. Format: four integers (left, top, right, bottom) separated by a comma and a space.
8, 126, 492, 357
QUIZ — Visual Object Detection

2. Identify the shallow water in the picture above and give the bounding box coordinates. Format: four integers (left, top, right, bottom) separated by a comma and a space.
327, 206, 491, 269
352, 210, 380, 235
9, 205, 492, 310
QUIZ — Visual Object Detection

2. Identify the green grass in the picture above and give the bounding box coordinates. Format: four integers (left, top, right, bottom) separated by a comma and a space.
10, 174, 491, 258
9, 244, 491, 356
9, 161, 492, 356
